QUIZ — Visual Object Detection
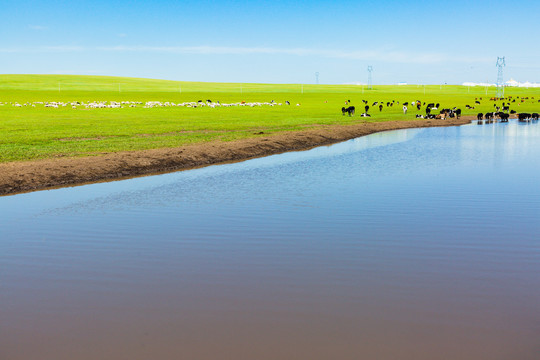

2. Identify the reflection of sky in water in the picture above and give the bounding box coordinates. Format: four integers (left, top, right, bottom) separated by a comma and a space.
2, 121, 540, 246
1, 121, 540, 360
0, 127, 422, 216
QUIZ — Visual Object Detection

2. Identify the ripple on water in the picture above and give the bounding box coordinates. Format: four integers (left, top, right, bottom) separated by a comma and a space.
1, 121, 540, 360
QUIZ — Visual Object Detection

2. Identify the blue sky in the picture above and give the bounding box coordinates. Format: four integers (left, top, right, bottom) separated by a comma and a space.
1, 0, 539, 84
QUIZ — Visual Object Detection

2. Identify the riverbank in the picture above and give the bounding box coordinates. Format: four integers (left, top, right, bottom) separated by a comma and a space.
0, 117, 473, 196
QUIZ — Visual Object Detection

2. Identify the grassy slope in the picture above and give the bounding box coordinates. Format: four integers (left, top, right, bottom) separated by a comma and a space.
1, 74, 539, 163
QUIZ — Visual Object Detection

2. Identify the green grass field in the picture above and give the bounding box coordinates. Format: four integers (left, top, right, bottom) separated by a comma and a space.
1, 74, 539, 163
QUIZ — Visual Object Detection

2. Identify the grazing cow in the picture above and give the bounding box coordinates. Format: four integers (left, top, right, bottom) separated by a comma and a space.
477, 113, 483, 120
365, 105, 370, 112
403, 102, 409, 106
485, 112, 495, 123
403, 105, 408, 114
416, 114, 424, 118
342, 106, 355, 116
379, 104, 383, 111
498, 112, 509, 122
475, 100, 481, 105
360, 113, 371, 117
502, 106, 510, 112
436, 103, 440, 108
416, 103, 421, 110
285, 101, 290, 105
518, 113, 531, 122
427, 103, 435, 108
440, 109, 452, 117
510, 110, 517, 114
455, 109, 461, 119
426, 107, 431, 115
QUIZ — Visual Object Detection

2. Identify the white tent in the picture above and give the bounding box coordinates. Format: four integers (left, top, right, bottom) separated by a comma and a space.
505, 78, 519, 87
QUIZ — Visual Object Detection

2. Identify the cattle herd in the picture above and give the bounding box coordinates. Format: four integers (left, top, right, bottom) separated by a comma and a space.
341, 99, 463, 119
340, 95, 540, 124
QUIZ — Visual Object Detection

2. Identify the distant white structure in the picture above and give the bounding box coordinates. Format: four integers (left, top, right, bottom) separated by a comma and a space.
508, 79, 540, 88
505, 78, 519, 87
462, 82, 496, 87
463, 79, 540, 88
519, 81, 539, 88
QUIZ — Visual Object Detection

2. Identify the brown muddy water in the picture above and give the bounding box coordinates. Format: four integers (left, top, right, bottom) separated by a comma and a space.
2, 121, 540, 359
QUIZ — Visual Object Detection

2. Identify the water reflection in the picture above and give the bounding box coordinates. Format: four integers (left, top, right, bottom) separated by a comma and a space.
1, 121, 540, 360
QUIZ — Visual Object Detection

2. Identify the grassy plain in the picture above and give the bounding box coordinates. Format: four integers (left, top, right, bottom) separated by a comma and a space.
1, 74, 539, 163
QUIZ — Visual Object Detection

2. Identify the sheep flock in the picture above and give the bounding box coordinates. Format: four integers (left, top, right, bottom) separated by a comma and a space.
0, 100, 297, 109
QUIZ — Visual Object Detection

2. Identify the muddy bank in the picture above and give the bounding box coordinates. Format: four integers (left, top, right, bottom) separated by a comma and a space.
0, 117, 472, 196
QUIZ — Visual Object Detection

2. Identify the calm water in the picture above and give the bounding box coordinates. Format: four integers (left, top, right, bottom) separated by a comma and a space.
2, 121, 540, 360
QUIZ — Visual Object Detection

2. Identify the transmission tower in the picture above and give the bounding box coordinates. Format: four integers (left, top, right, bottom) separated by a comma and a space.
315, 72, 319, 85
367, 66, 373, 90
496, 56, 505, 98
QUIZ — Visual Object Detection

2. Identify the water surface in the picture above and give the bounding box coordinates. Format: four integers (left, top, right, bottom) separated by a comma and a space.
2, 121, 540, 360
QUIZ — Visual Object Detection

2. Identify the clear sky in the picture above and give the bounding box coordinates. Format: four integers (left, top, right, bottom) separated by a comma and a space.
1, 0, 539, 84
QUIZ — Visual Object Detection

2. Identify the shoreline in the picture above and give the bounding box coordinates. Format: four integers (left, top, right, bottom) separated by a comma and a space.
0, 117, 473, 196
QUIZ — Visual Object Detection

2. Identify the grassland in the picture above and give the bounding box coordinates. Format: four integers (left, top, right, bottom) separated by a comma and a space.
1, 74, 540, 163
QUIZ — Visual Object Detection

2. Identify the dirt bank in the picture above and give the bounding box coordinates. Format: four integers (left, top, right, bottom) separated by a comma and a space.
0, 117, 473, 196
